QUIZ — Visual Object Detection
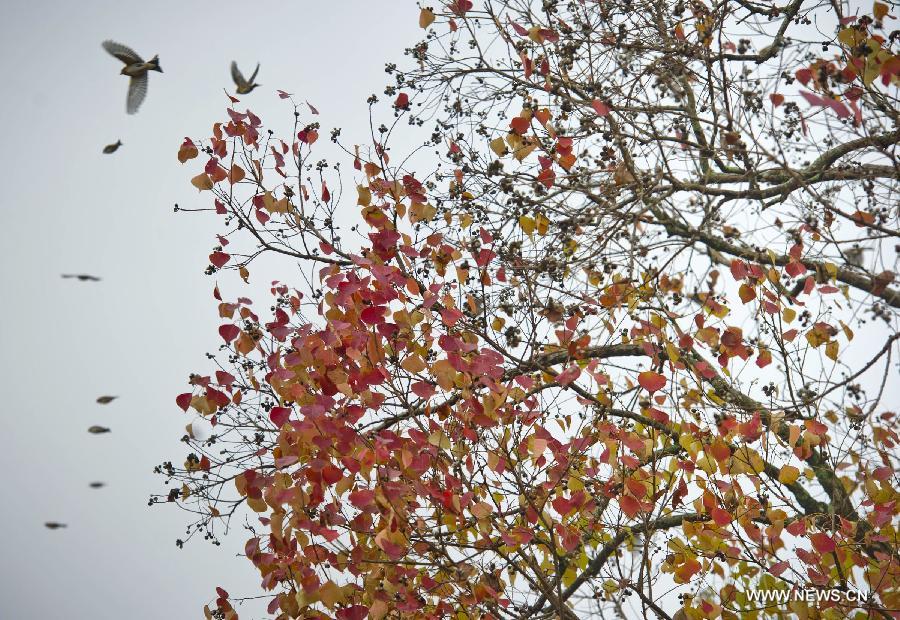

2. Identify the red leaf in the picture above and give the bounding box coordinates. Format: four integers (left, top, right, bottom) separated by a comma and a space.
348, 489, 376, 508
336, 605, 369, 620
510, 116, 530, 134
509, 20, 528, 36
810, 532, 836, 554
769, 93, 785, 106
795, 68, 813, 85
394, 92, 410, 110
411, 381, 436, 399
218, 324, 239, 343
277, 90, 292, 99
176, 393, 192, 411
209, 251, 230, 268
306, 100, 319, 115
555, 365, 581, 386
711, 507, 732, 526
770, 561, 789, 577
619, 494, 640, 518
360, 306, 386, 325
591, 99, 610, 116
638, 371, 666, 393
448, 0, 473, 16
269, 406, 291, 427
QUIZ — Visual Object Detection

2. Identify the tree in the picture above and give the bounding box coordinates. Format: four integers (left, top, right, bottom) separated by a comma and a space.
156, 1, 900, 618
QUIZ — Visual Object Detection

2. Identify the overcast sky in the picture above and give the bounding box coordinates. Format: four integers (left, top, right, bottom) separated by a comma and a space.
2, 2, 897, 619
0, 2, 419, 617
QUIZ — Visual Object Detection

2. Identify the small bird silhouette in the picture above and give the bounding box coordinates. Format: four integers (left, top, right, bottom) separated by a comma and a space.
231, 61, 261, 94
96, 395, 118, 404
102, 40, 162, 114
89, 482, 106, 489
44, 522, 68, 530
102, 140, 123, 154
61, 274, 101, 282
88, 425, 111, 434
844, 246, 870, 269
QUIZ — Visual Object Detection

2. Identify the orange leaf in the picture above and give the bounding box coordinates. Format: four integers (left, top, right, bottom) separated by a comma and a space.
638, 371, 666, 393
191, 173, 214, 191
228, 164, 245, 184
419, 7, 435, 28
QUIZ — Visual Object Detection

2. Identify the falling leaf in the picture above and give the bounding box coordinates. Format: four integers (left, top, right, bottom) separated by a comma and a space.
87, 425, 111, 434
96, 395, 117, 404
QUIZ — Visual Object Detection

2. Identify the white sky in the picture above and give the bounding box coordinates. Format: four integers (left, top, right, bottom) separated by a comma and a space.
0, 2, 419, 617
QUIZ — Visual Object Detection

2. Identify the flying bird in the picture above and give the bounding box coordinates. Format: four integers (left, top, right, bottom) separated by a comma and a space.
44, 522, 68, 530
102, 140, 123, 154
88, 425, 111, 434
96, 395, 118, 404
89, 482, 106, 489
102, 40, 162, 114
231, 61, 261, 94
61, 274, 101, 282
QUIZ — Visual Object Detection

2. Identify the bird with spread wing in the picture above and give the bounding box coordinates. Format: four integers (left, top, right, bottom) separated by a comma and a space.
231, 61, 261, 94
102, 40, 162, 114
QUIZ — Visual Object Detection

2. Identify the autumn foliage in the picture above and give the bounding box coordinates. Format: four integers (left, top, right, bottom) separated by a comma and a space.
158, 1, 900, 619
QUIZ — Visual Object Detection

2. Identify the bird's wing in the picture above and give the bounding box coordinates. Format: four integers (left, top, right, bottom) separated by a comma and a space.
248, 63, 260, 83
126, 73, 148, 114
102, 40, 143, 64
230, 61, 247, 88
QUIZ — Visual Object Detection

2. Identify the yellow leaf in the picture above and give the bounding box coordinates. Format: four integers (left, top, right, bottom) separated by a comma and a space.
459, 213, 473, 229
535, 212, 550, 236
191, 173, 214, 191
357, 185, 371, 206
778, 465, 800, 485
239, 265, 250, 283
419, 7, 435, 28
409, 202, 436, 223
512, 140, 537, 162
782, 308, 796, 324
518, 215, 535, 236
874, 1, 888, 20
428, 430, 451, 450
318, 582, 345, 609
490, 137, 507, 157
825, 340, 839, 361
839, 320, 854, 341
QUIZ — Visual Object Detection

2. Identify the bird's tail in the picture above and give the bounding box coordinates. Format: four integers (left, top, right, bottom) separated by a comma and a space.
148, 55, 163, 72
